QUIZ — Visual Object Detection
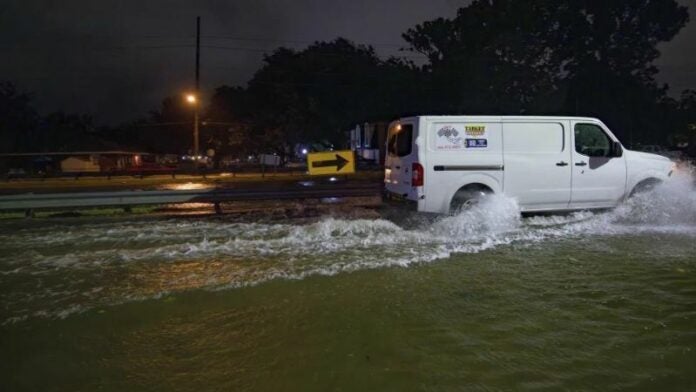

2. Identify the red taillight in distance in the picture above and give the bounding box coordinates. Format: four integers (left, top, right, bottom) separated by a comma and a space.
412, 162, 424, 187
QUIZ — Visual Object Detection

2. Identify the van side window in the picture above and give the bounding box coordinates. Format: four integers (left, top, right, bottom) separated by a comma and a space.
574, 124, 612, 157
387, 124, 413, 157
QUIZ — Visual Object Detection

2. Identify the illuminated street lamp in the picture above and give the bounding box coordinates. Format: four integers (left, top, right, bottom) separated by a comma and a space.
184, 93, 200, 159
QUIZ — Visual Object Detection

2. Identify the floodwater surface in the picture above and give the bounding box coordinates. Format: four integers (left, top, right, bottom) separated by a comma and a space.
1, 174, 695, 391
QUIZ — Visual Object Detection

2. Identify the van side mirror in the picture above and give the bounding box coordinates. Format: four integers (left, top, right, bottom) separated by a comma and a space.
612, 141, 623, 157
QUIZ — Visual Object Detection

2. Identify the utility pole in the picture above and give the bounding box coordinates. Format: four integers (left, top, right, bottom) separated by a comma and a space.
193, 16, 201, 158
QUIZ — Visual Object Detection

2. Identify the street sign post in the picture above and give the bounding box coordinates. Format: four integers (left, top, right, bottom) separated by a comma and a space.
307, 150, 356, 175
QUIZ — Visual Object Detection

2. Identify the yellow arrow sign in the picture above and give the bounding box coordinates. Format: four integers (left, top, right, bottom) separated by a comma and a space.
307, 150, 356, 175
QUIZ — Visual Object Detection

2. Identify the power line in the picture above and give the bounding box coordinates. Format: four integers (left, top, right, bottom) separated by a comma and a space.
201, 45, 425, 58
133, 122, 190, 127
201, 35, 407, 48
80, 33, 409, 48
0, 44, 195, 52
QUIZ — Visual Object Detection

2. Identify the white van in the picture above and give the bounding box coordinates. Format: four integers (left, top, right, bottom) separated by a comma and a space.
384, 116, 675, 214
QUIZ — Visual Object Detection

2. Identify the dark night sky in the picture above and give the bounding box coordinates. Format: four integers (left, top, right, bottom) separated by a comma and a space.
1, 0, 694, 125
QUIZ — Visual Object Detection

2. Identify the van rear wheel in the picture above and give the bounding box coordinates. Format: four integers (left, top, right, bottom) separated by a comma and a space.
450, 185, 492, 214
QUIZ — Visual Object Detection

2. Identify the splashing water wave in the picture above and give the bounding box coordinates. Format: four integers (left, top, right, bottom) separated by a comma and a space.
1, 172, 695, 324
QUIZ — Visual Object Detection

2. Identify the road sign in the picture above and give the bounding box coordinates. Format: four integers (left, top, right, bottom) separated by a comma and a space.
307, 150, 355, 175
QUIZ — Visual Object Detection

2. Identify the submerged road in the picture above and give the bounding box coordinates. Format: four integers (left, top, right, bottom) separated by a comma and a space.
0, 170, 383, 195
0, 177, 384, 212
2, 174, 696, 390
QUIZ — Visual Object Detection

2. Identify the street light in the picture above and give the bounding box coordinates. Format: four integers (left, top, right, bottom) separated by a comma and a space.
184, 93, 200, 159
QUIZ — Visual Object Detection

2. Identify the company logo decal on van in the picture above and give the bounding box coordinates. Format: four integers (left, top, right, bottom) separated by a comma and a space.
466, 138, 488, 148
465, 125, 486, 136
436, 126, 464, 150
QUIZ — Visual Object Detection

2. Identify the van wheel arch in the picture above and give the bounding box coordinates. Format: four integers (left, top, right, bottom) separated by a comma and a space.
450, 183, 494, 213
629, 178, 662, 198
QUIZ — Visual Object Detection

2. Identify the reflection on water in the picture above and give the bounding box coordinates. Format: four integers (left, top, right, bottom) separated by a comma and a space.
164, 182, 214, 190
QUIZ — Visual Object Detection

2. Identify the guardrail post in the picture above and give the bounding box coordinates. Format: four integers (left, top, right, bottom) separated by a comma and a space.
214, 202, 223, 215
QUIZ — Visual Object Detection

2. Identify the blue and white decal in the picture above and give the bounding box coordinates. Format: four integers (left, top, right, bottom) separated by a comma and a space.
466, 138, 488, 148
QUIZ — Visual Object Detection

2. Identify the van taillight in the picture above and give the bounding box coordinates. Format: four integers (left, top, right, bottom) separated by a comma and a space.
412, 162, 424, 187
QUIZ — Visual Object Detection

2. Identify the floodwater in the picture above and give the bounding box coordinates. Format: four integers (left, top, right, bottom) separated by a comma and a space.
1, 174, 695, 391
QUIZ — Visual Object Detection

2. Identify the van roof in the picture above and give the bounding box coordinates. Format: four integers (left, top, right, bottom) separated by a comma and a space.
398, 115, 602, 123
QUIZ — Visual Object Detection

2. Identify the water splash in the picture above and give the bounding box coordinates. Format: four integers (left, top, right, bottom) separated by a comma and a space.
430, 194, 522, 239
616, 172, 696, 226
2, 172, 695, 324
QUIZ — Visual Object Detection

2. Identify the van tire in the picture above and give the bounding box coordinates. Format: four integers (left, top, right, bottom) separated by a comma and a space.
450, 184, 492, 214
629, 178, 662, 198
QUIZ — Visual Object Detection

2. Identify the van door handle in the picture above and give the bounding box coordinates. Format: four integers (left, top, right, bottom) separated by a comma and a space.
575, 162, 587, 167
556, 161, 568, 167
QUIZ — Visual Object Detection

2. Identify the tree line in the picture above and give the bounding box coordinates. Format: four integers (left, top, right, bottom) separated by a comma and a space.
2, 0, 696, 158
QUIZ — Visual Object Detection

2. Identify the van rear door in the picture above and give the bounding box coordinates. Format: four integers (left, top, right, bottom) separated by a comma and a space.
384, 121, 419, 201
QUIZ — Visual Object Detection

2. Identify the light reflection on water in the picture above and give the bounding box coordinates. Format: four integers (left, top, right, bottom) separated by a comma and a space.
164, 182, 214, 191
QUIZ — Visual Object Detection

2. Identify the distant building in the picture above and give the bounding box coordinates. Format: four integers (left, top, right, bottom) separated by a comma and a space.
0, 151, 150, 175
60, 156, 101, 173
349, 122, 388, 164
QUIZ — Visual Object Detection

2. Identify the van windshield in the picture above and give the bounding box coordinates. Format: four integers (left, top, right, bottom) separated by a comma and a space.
387, 124, 413, 157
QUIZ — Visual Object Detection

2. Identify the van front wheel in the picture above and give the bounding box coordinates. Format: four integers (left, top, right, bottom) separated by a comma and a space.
450, 185, 492, 214
628, 178, 662, 198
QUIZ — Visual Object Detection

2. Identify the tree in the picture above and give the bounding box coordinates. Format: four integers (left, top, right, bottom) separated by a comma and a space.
553, 1, 688, 144
234, 38, 421, 159
403, 1, 562, 114
677, 90, 696, 155
122, 96, 195, 154
205, 86, 253, 160
0, 82, 39, 153
403, 0, 689, 144
39, 112, 103, 151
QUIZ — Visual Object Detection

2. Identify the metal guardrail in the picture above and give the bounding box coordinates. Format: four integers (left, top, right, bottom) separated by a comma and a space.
0, 184, 382, 212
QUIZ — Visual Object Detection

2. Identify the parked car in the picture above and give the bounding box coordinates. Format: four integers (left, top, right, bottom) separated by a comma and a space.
6, 168, 27, 179
385, 116, 674, 214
